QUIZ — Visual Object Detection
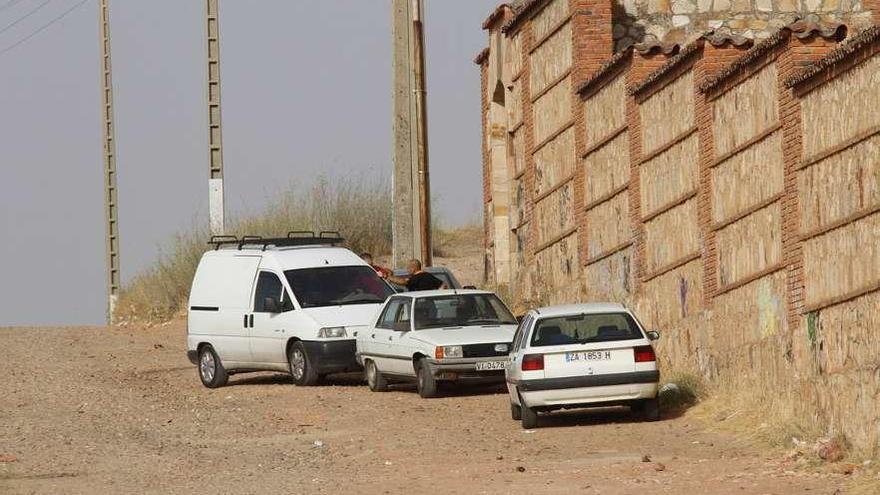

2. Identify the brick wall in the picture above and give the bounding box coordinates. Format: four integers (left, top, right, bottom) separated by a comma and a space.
480, 1, 880, 453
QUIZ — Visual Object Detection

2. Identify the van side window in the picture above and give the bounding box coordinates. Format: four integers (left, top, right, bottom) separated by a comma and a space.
254, 272, 294, 313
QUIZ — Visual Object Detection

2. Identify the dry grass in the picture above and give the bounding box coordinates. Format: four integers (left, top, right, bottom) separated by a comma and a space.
658, 372, 707, 411
688, 384, 825, 452
115, 175, 392, 325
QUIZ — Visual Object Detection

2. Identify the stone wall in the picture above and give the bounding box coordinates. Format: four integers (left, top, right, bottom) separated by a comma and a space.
479, 0, 880, 454
613, 0, 874, 48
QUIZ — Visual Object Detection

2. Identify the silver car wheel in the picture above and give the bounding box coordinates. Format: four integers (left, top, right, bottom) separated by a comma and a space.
200, 350, 215, 382
289, 348, 305, 380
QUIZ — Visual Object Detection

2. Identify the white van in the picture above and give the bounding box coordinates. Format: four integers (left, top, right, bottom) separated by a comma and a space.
186, 233, 394, 388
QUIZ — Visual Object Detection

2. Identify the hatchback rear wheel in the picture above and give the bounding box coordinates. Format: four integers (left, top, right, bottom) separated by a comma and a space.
510, 402, 522, 421
519, 393, 538, 429
642, 398, 660, 421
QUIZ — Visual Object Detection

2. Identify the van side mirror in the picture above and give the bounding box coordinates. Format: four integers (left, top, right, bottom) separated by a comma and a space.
263, 296, 281, 314
646, 330, 660, 341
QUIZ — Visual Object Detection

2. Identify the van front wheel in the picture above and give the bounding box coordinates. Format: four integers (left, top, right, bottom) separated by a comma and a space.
288, 342, 319, 386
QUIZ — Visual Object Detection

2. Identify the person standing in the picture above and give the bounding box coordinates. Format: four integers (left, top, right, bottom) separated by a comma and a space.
385, 259, 445, 291
361, 252, 392, 279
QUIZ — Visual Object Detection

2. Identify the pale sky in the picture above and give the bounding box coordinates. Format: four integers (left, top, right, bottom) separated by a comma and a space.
0, 0, 498, 327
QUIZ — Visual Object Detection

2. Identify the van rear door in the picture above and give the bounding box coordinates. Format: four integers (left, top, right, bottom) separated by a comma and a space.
189, 253, 261, 365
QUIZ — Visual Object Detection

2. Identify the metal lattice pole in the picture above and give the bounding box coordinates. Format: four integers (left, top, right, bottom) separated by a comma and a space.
99, 0, 120, 324
206, 0, 225, 236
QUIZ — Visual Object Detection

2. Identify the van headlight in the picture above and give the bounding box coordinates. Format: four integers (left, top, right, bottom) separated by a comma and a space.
318, 327, 347, 338
434, 345, 463, 359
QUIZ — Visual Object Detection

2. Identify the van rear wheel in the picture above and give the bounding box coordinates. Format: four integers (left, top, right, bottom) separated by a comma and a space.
288, 342, 319, 386
198, 345, 228, 388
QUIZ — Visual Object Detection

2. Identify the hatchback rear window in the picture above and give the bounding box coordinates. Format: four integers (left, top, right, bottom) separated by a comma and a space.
530, 312, 643, 347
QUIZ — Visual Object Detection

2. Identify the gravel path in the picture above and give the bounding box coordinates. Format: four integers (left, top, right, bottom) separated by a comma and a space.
0, 323, 851, 494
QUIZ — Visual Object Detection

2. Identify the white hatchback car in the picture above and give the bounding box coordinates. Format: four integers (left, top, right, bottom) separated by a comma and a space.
505, 303, 661, 429
355, 290, 518, 398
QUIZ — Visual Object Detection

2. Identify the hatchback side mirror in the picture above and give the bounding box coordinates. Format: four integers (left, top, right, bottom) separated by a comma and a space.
646, 330, 660, 341
263, 296, 281, 314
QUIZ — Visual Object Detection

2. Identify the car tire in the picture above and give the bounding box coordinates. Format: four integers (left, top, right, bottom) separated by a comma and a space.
520, 402, 538, 429
365, 360, 388, 392
198, 345, 228, 388
642, 398, 660, 421
510, 402, 522, 421
288, 342, 319, 386
416, 359, 438, 398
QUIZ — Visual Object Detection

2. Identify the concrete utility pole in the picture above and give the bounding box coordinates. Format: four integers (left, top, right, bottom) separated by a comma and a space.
391, 0, 432, 267
99, 0, 119, 324
206, 0, 226, 235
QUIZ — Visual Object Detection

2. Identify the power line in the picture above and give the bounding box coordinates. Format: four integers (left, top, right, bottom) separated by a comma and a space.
0, 0, 88, 57
0, 0, 52, 37
0, 0, 28, 14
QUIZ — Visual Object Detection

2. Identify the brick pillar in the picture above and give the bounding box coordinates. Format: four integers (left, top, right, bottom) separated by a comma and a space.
570, 0, 614, 84
626, 51, 669, 290
571, 0, 614, 274
521, 22, 537, 298
695, 41, 752, 304
778, 33, 840, 333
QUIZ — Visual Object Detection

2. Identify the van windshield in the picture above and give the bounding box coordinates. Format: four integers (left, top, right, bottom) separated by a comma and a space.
530, 312, 643, 347
284, 266, 394, 309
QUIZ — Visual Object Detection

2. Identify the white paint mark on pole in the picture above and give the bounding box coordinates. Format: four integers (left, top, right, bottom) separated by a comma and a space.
209, 178, 225, 236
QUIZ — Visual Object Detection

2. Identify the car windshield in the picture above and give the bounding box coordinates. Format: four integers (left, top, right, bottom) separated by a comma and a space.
530, 312, 643, 347
284, 266, 394, 309
413, 294, 517, 330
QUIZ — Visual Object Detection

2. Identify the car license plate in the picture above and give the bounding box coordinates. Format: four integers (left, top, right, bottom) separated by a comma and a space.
564, 350, 612, 362
475, 360, 508, 371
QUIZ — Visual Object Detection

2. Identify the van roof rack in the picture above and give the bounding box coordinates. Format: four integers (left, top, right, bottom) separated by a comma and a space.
209, 231, 344, 251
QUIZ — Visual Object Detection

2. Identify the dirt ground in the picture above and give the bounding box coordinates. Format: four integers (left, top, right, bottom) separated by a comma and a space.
0, 322, 861, 495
